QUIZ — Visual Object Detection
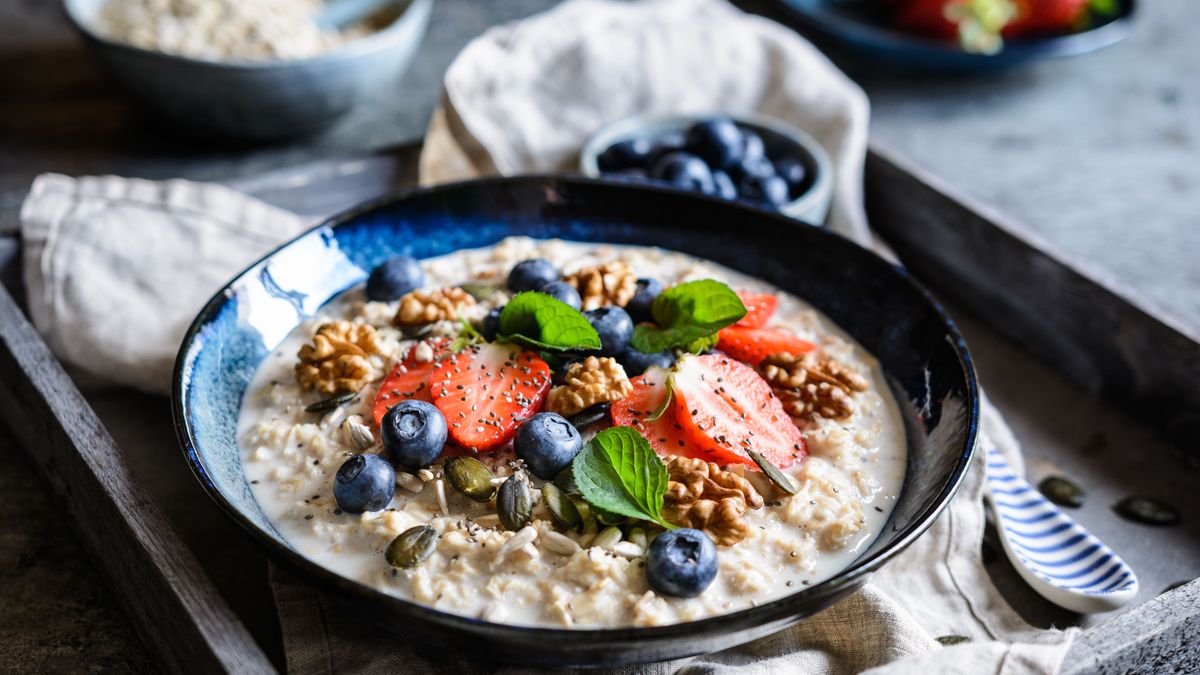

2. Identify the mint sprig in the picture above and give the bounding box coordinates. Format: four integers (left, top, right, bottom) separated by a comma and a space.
571, 427, 675, 529
630, 279, 746, 353
497, 291, 601, 352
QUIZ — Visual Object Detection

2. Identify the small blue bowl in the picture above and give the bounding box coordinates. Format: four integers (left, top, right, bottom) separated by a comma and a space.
771, 0, 1135, 71
63, 0, 432, 140
581, 113, 835, 225
173, 176, 978, 666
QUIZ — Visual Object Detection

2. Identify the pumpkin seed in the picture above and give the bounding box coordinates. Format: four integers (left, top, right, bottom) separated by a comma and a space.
444, 457, 497, 502
568, 403, 611, 430
458, 282, 499, 301
497, 472, 533, 531
1161, 580, 1191, 595
1113, 496, 1180, 526
748, 450, 798, 495
1038, 476, 1085, 507
399, 323, 436, 340
542, 483, 582, 531
386, 525, 438, 568
936, 635, 970, 647
596, 507, 626, 526
553, 466, 579, 495
305, 391, 357, 413
572, 496, 599, 535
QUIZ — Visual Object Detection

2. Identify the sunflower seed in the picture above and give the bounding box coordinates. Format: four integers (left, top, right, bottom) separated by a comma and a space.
542, 530, 582, 555
341, 417, 375, 451
500, 525, 538, 555
395, 472, 424, 493
594, 525, 623, 549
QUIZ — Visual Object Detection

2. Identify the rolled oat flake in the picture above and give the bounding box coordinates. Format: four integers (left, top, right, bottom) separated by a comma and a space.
1113, 496, 1180, 526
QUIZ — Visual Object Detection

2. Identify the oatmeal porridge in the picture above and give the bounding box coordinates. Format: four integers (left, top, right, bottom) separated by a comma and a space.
238, 237, 907, 628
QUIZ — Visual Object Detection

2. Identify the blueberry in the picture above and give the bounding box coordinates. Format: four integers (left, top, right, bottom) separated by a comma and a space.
381, 400, 447, 467
598, 138, 652, 173
611, 167, 650, 182
584, 306, 633, 356
650, 152, 715, 194
773, 157, 809, 197
684, 118, 744, 170
366, 256, 424, 302
538, 280, 582, 310
711, 171, 738, 200
730, 154, 775, 183
333, 454, 396, 514
508, 258, 559, 293
645, 528, 718, 598
739, 174, 790, 208
741, 130, 766, 164
625, 277, 664, 324
480, 307, 503, 341
514, 412, 584, 479
618, 345, 676, 376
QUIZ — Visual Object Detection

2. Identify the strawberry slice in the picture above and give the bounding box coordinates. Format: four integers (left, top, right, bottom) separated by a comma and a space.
734, 291, 778, 328
611, 367, 705, 458
672, 354, 807, 469
716, 326, 816, 366
372, 338, 451, 427
430, 342, 552, 452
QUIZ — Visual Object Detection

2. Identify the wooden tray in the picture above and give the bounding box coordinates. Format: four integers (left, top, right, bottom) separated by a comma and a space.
1, 143, 1196, 673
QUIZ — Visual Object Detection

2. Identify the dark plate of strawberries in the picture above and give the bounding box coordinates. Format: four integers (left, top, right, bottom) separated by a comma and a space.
771, 0, 1134, 69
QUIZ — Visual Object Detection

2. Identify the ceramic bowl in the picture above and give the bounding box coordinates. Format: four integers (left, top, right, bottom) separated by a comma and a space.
580, 113, 835, 225
62, 0, 432, 141
172, 176, 978, 667
770, 0, 1135, 71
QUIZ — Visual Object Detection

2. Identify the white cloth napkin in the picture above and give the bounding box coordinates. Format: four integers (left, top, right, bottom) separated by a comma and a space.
18, 0, 1077, 672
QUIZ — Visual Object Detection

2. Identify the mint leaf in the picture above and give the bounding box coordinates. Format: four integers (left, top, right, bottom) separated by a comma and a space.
630, 280, 745, 353
571, 427, 675, 529
497, 292, 601, 351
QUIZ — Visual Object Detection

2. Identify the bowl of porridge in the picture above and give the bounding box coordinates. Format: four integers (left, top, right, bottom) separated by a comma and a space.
62, 0, 432, 140
173, 176, 978, 666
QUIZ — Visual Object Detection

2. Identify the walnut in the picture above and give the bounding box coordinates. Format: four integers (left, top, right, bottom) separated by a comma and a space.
295, 321, 381, 395
661, 456, 764, 546
393, 287, 475, 326
759, 352, 869, 424
545, 356, 634, 416
563, 261, 638, 311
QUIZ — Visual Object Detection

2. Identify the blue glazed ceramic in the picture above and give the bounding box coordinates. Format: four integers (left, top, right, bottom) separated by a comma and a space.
771, 0, 1135, 71
173, 176, 979, 666
62, 0, 432, 141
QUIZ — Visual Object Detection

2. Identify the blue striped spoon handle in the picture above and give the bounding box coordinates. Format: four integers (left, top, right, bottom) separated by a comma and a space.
984, 444, 1138, 613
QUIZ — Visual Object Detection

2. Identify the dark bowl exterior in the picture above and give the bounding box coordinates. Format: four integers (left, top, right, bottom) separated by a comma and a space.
62, 0, 432, 141
172, 176, 978, 666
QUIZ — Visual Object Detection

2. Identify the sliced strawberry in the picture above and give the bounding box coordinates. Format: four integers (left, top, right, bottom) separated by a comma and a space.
672, 354, 807, 469
1004, 0, 1089, 36
716, 326, 816, 366
611, 367, 706, 459
734, 291, 778, 328
372, 338, 452, 427
430, 342, 552, 452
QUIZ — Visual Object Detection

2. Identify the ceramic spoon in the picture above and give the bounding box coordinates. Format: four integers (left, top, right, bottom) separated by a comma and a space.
984, 443, 1138, 613
316, 0, 393, 30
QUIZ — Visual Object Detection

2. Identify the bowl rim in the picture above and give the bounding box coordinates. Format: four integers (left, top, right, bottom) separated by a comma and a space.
61, 0, 432, 71
171, 174, 979, 649
579, 112, 835, 221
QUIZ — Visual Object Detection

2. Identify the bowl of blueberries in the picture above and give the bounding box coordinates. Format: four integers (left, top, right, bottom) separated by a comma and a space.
580, 113, 834, 225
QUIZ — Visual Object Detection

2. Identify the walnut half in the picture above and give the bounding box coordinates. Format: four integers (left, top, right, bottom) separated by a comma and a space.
545, 356, 633, 416
661, 456, 764, 546
563, 261, 638, 311
295, 321, 381, 395
394, 287, 475, 326
759, 352, 869, 425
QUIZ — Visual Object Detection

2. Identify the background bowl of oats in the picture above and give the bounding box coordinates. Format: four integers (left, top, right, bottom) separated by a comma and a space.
63, 0, 433, 141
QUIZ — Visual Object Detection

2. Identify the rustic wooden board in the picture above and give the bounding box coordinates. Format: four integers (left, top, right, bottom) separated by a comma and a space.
0, 281, 276, 674
866, 142, 1200, 454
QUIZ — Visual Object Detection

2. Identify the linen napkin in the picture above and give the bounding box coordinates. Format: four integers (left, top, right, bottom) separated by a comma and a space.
17, 0, 1078, 672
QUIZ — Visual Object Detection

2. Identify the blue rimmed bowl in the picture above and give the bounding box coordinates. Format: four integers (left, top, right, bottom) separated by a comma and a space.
172, 176, 978, 667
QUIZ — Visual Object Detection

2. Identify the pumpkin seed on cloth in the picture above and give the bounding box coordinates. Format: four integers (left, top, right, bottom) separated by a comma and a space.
1113, 496, 1180, 526
936, 635, 971, 647
1037, 475, 1085, 507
